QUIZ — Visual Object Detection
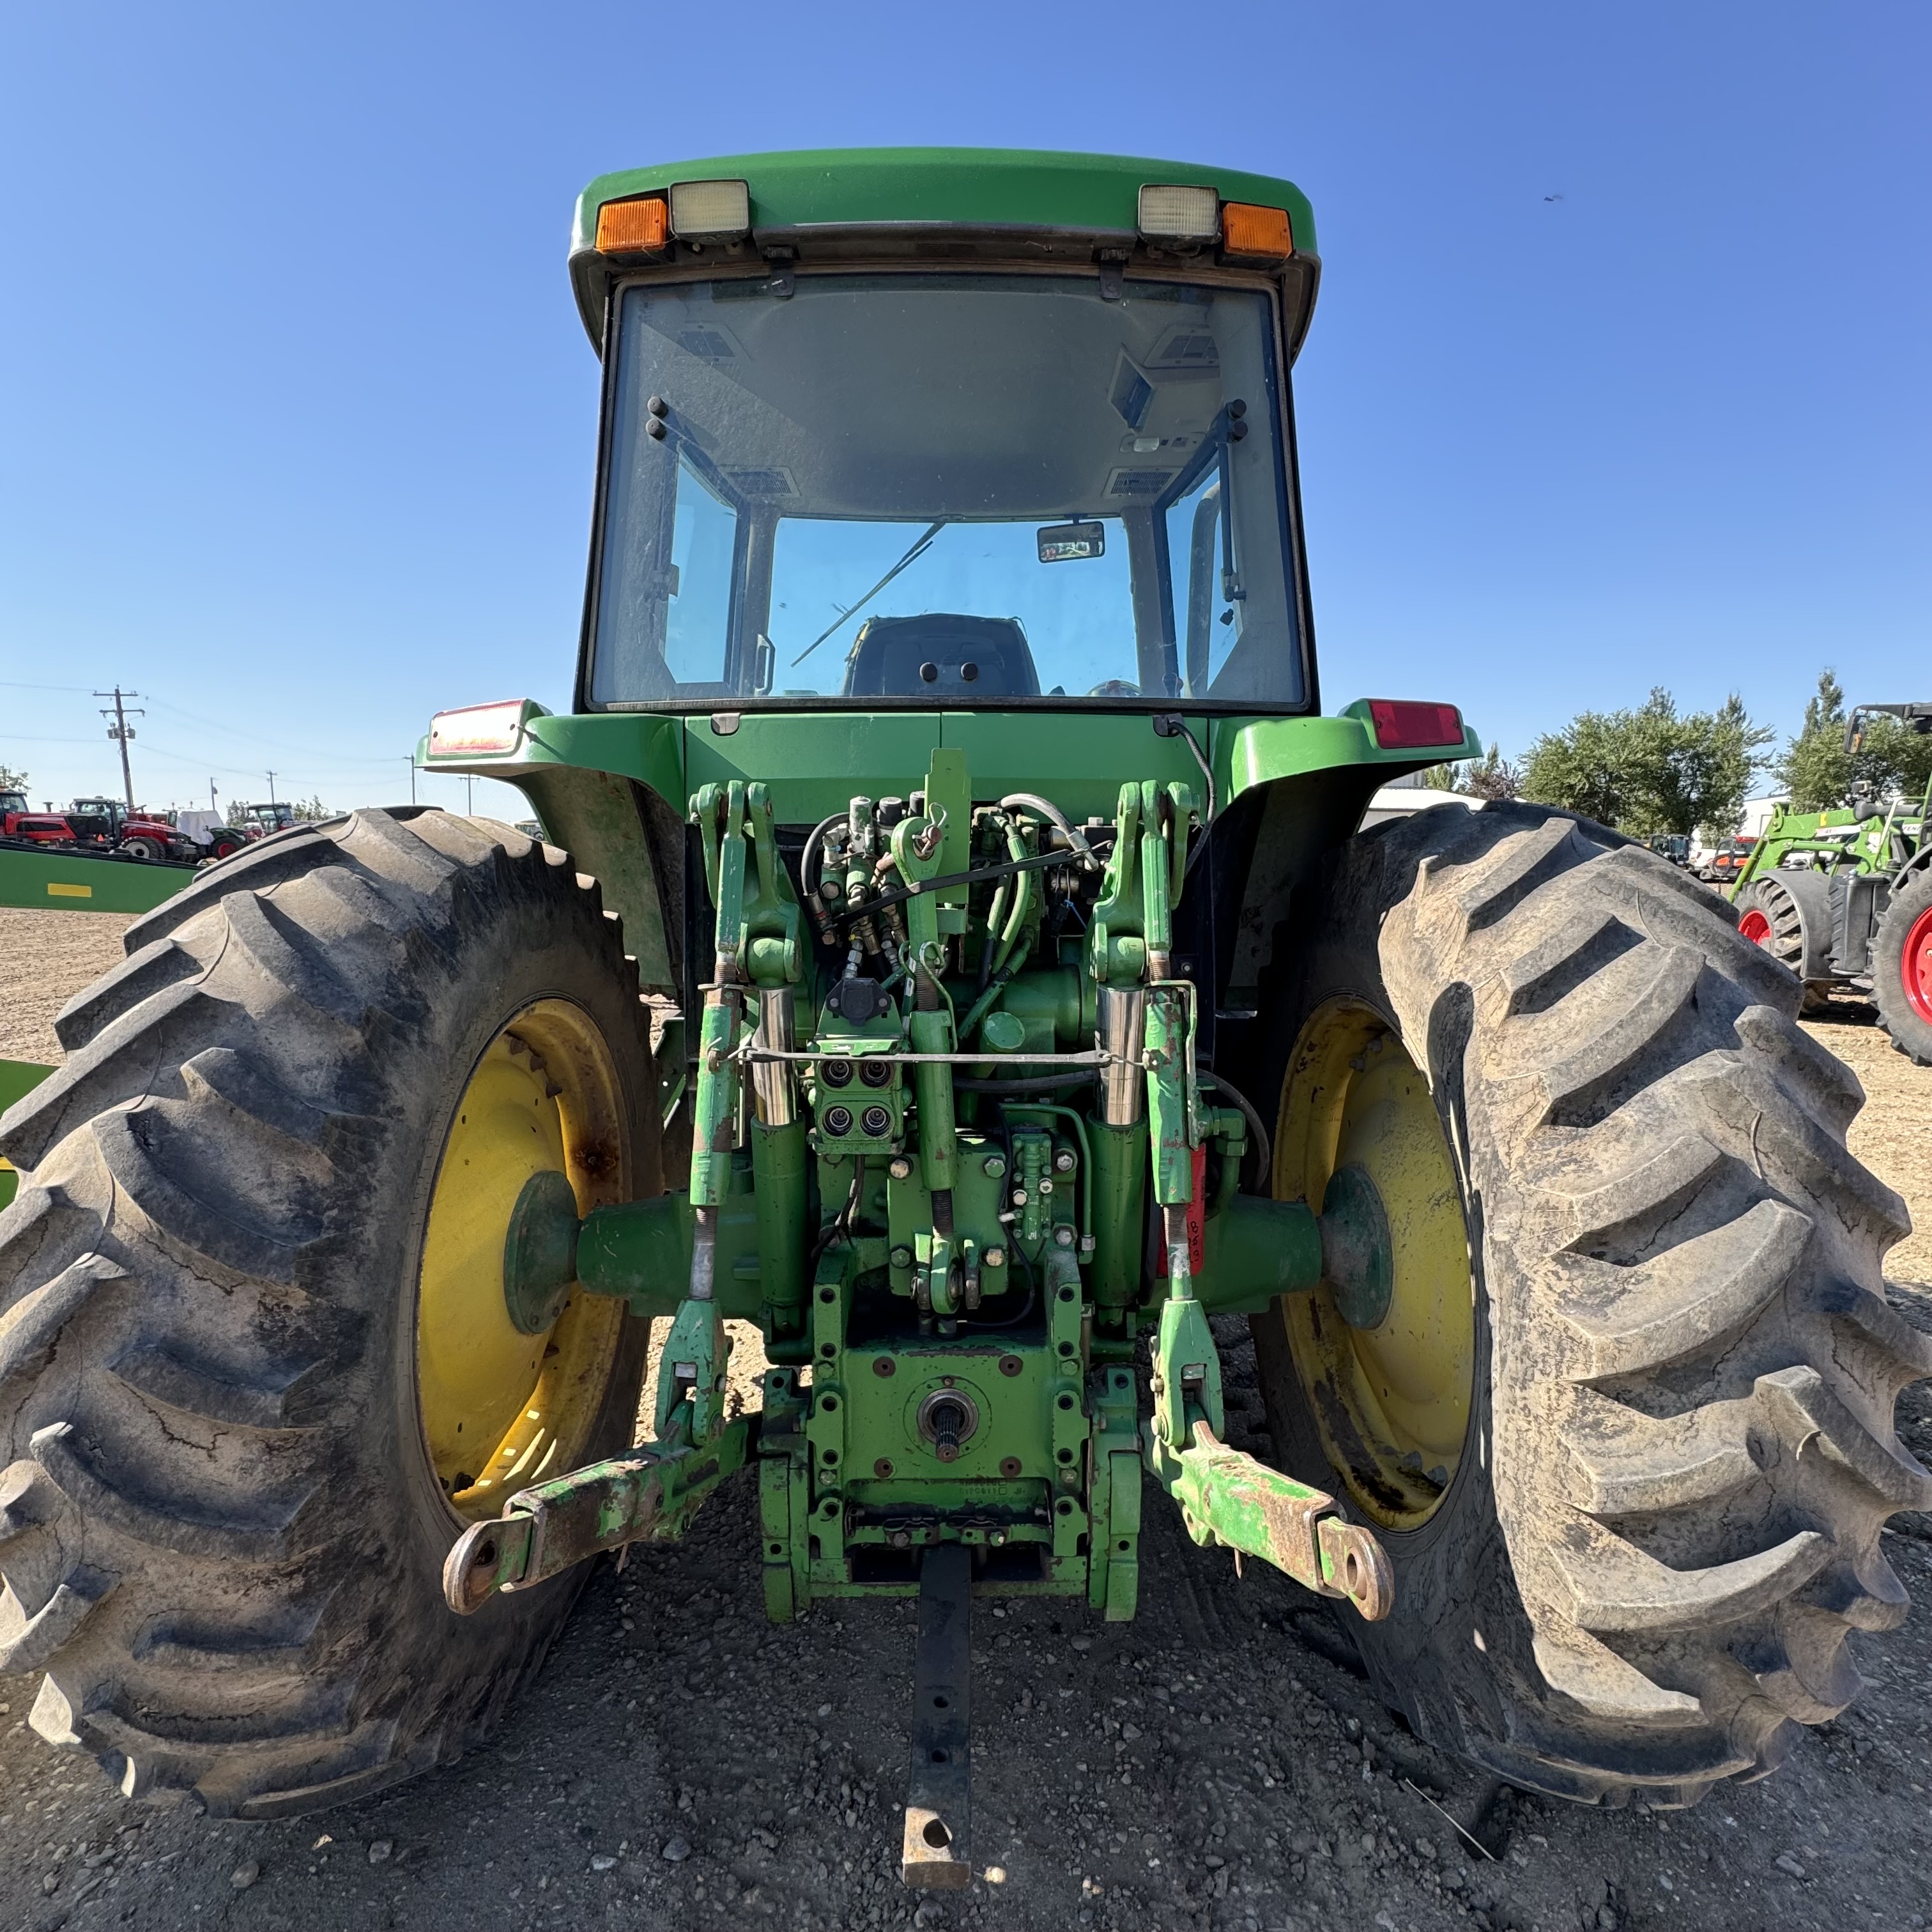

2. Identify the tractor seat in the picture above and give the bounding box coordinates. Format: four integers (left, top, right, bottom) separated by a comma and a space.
841, 615, 1040, 699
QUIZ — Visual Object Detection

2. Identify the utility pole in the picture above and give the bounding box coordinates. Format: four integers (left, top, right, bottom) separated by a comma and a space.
463, 775, 475, 816
209, 779, 219, 816
96, 688, 144, 813
401, 755, 417, 806
266, 771, 277, 808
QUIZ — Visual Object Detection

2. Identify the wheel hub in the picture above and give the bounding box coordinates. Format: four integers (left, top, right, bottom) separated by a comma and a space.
1905, 903, 1932, 1026
502, 1170, 583, 1335
1318, 1163, 1394, 1330
415, 1002, 629, 1519
1274, 997, 1476, 1531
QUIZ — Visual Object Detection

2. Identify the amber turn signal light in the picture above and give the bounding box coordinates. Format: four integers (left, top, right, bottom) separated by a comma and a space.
1222, 202, 1294, 262
595, 196, 669, 254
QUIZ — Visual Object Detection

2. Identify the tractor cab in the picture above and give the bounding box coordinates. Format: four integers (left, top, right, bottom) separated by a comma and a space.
575, 174, 1313, 718
61, 796, 135, 845
236, 801, 296, 837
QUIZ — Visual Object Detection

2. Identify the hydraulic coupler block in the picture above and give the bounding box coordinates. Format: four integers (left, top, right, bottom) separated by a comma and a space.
808, 985, 905, 1155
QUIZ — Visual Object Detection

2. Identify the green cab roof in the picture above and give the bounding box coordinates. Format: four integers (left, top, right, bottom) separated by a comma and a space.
567, 146, 1320, 355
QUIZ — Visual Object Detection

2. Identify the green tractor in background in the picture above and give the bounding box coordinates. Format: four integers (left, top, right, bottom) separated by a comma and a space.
1731, 700, 1932, 1062
1, 150, 1924, 1883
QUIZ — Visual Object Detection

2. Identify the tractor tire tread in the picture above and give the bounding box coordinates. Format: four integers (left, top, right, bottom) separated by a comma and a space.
1251, 800, 1927, 1807
0, 806, 654, 1817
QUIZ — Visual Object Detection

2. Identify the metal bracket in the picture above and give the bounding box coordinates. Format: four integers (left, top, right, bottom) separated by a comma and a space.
655, 1292, 733, 1443
442, 1419, 752, 1614
1087, 1363, 1142, 1620
900, 1544, 973, 1889
1149, 1420, 1393, 1620
1150, 1286, 1222, 1449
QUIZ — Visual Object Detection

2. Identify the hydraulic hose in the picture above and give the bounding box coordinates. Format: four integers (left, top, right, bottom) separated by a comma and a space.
990, 811, 1034, 979
1153, 718, 1217, 877
801, 811, 845, 899
997, 794, 1100, 871
1198, 1071, 1271, 1191
953, 1069, 1100, 1095
977, 809, 1014, 994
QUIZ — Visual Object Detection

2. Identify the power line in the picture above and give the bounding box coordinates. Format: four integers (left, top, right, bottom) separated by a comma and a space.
142, 694, 413, 765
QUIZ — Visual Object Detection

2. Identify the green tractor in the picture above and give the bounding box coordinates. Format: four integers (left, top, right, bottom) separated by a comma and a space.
2, 151, 1924, 1879
1731, 701, 1932, 1061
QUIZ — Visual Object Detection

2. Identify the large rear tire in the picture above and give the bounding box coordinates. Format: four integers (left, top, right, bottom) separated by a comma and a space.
1251, 802, 1928, 1806
0, 808, 654, 1816
1871, 866, 1932, 1066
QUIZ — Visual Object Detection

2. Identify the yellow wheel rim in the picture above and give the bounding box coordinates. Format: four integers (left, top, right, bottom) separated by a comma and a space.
416, 999, 629, 1521
1273, 996, 1475, 1531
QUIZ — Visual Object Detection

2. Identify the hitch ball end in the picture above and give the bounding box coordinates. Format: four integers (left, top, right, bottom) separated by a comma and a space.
1318, 1515, 1395, 1621
443, 1514, 531, 1616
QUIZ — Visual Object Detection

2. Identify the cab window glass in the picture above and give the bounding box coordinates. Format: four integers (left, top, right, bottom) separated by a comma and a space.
590, 272, 1305, 708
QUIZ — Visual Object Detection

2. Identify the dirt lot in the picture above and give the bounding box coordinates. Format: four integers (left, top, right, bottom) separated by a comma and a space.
0, 911, 135, 1065
3, 914, 1931, 1932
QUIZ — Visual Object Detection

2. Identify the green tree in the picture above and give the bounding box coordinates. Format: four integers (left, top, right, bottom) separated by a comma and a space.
1462, 742, 1521, 801
1413, 744, 1518, 799
289, 794, 335, 821
0, 764, 27, 793
1853, 713, 1932, 805
1773, 669, 1851, 809
1520, 707, 1639, 828
1520, 688, 1770, 837
1772, 670, 1932, 811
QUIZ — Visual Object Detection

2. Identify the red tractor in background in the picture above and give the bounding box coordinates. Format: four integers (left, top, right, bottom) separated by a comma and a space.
3, 791, 246, 864
0, 804, 83, 846
116, 810, 245, 863
66, 797, 246, 862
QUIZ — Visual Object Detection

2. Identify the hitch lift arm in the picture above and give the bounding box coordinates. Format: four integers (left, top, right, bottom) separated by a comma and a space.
443, 1418, 754, 1614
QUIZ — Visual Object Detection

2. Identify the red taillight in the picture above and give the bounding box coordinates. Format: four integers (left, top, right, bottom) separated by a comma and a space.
1367, 700, 1464, 751
429, 700, 530, 758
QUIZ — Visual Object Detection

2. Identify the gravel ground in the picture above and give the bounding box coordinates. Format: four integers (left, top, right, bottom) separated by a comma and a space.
2, 914, 1931, 1932
0, 910, 135, 1064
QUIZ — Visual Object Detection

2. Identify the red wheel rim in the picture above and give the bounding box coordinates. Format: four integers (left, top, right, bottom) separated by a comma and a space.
1905, 904, 1932, 1027
1738, 908, 1774, 947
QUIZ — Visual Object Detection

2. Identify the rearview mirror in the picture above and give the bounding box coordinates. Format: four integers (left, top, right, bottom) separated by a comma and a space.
1038, 521, 1105, 564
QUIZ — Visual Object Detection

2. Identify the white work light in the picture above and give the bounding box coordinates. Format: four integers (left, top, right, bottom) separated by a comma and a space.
1137, 184, 1220, 243
670, 180, 752, 241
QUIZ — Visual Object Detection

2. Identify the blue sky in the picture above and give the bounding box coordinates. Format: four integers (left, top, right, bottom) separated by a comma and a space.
2, 3, 1926, 820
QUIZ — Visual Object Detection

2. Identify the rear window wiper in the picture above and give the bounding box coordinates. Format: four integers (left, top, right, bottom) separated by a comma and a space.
790, 521, 948, 668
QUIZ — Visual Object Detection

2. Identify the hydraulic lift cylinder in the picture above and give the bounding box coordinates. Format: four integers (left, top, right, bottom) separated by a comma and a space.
908, 1005, 958, 1199
751, 1117, 808, 1335
1088, 1118, 1147, 1326
1096, 985, 1147, 1126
